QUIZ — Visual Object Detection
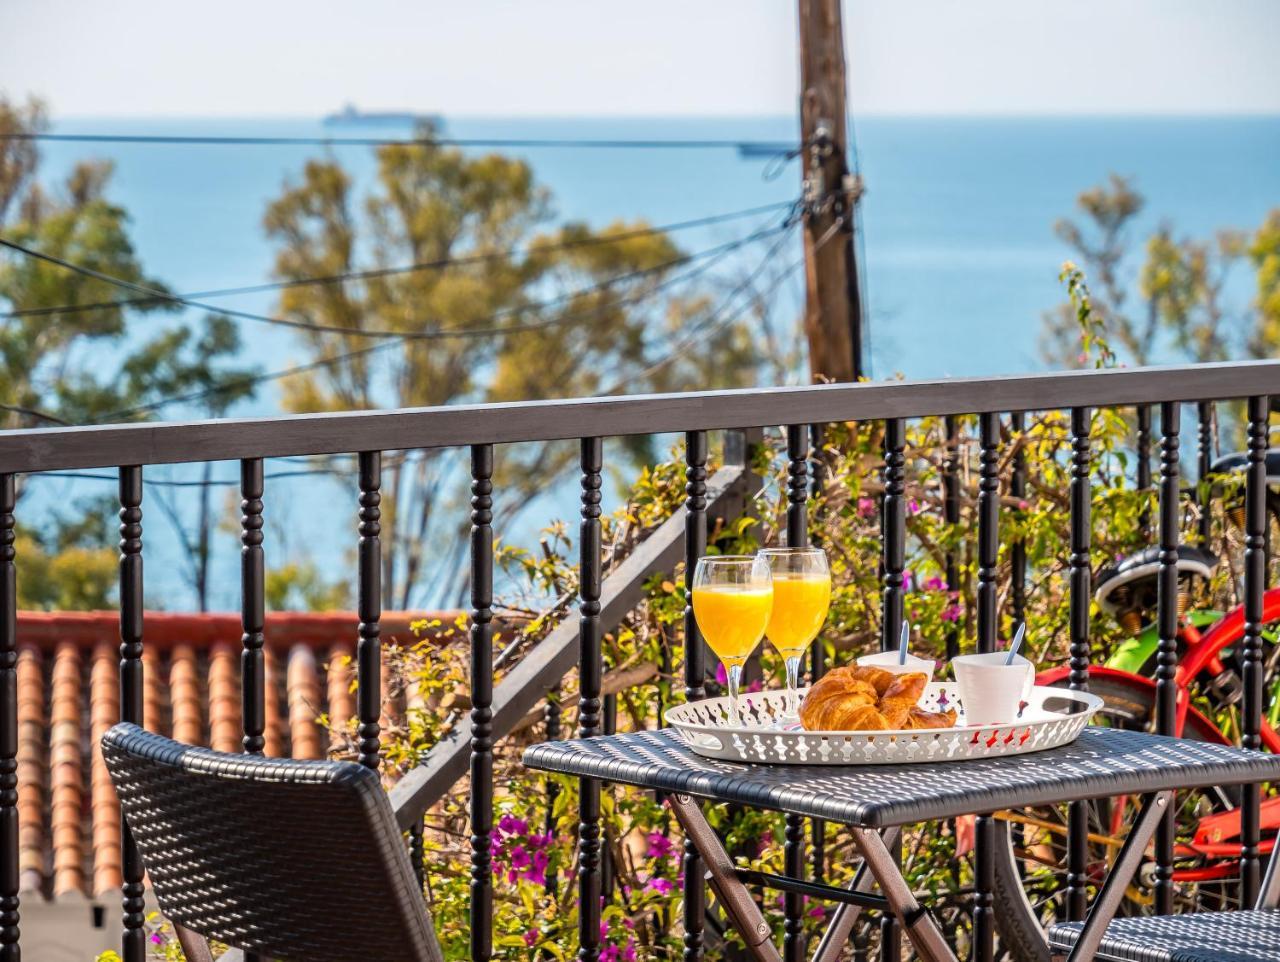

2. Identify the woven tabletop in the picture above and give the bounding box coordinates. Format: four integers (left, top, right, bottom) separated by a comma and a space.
523, 727, 1280, 827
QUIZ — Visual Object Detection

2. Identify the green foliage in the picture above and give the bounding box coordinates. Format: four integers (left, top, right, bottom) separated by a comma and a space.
264, 560, 352, 611
16, 494, 116, 610
1042, 174, 1280, 368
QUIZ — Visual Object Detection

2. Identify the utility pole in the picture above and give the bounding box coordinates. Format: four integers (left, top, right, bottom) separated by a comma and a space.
798, 0, 866, 382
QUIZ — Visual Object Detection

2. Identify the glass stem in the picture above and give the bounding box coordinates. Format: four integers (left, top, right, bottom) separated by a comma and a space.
727, 663, 744, 725
785, 655, 803, 718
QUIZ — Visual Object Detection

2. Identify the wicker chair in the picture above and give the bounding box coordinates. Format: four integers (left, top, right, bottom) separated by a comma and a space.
102, 723, 444, 962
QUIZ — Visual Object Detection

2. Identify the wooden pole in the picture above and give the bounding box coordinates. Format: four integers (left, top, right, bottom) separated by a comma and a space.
798, 0, 865, 382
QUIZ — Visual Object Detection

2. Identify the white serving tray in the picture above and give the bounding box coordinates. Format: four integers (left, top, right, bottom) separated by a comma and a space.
664, 682, 1102, 765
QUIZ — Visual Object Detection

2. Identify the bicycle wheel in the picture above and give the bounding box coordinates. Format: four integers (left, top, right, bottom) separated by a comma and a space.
992, 672, 1239, 962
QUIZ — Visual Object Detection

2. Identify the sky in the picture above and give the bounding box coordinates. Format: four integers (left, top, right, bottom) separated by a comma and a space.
2, 0, 1278, 118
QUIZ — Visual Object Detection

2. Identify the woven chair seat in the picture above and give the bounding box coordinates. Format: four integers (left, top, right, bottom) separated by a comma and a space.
1048, 909, 1280, 962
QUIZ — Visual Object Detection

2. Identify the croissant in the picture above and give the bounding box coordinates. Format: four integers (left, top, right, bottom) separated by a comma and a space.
848, 665, 896, 696
799, 668, 878, 730
877, 672, 929, 728
903, 706, 958, 730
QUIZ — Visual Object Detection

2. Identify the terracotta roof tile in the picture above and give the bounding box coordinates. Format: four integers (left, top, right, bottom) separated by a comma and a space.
16, 644, 44, 894
286, 644, 324, 760
207, 640, 241, 754
168, 644, 202, 746
89, 640, 120, 896
50, 641, 84, 898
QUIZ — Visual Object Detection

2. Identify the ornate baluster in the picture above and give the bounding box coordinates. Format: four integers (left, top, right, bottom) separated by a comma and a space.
1137, 405, 1152, 536
241, 460, 265, 756
118, 466, 145, 962
1154, 402, 1181, 916
470, 445, 494, 962
409, 821, 425, 891
973, 413, 1000, 962
544, 687, 561, 894
357, 451, 382, 771
1010, 412, 1027, 626
1198, 401, 1214, 544
880, 419, 906, 962
578, 438, 604, 962
0, 475, 17, 962
682, 431, 707, 962
808, 422, 827, 880
784, 424, 808, 962
1242, 396, 1269, 904
1065, 408, 1092, 922
943, 416, 961, 660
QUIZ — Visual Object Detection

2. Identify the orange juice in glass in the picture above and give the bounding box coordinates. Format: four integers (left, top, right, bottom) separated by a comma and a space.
692, 555, 773, 722
759, 547, 831, 717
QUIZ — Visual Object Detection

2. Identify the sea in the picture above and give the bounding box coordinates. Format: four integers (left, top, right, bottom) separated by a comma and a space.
21, 114, 1280, 610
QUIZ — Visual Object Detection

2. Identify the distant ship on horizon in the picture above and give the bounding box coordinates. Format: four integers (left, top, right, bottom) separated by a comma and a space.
323, 103, 442, 127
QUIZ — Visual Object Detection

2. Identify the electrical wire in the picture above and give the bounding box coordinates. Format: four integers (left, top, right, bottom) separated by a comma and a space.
5, 131, 797, 152
96, 218, 797, 421
1, 200, 796, 320
0, 203, 799, 340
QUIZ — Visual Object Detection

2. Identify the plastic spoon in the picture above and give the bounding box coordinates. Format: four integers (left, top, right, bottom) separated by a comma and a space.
899, 619, 910, 664
1005, 623, 1026, 665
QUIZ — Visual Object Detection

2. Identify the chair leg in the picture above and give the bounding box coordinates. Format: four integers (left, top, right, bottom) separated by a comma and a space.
174, 924, 216, 962
1259, 844, 1280, 911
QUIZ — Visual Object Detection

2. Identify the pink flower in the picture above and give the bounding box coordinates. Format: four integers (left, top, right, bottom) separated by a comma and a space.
524, 929, 540, 947
857, 497, 876, 518
149, 934, 166, 945
625, 939, 638, 962
908, 499, 922, 515
808, 904, 826, 919
1018, 499, 1030, 511
646, 877, 675, 895
941, 604, 963, 623
715, 663, 728, 686
924, 576, 947, 592
902, 570, 914, 592
745, 679, 763, 693
646, 832, 675, 860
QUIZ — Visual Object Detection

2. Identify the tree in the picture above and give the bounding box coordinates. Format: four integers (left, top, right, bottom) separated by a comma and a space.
1041, 174, 1280, 368
264, 126, 776, 607
0, 96, 262, 610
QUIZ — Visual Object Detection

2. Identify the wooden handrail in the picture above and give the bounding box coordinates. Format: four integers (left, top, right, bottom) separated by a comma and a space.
0, 361, 1277, 472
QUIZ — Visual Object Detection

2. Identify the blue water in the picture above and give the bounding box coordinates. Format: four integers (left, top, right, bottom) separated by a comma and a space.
21, 114, 1280, 610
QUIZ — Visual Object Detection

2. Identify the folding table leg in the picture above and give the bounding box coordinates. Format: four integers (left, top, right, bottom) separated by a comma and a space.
849, 828, 959, 962
1063, 791, 1172, 962
810, 826, 902, 962
670, 794, 785, 962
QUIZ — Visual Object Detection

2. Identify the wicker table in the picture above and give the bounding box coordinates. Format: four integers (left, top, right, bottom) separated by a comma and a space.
523, 726, 1280, 962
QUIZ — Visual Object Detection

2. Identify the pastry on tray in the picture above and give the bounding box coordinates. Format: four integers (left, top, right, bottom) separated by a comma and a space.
799, 665, 957, 732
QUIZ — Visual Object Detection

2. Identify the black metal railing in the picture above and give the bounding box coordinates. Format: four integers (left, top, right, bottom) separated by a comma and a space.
0, 359, 1276, 962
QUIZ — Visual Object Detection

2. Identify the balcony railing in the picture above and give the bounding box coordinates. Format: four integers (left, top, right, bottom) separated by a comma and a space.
0, 358, 1277, 962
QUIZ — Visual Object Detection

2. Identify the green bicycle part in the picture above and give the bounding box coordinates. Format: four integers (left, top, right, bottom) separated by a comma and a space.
1105, 610, 1222, 675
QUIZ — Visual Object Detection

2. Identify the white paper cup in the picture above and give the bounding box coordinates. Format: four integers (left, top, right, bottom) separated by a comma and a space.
951, 652, 1034, 724
856, 651, 936, 684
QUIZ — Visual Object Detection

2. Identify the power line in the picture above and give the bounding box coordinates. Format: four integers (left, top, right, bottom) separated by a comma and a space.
98, 219, 796, 421
0, 203, 800, 340
1, 200, 796, 320
5, 131, 797, 152
599, 225, 802, 394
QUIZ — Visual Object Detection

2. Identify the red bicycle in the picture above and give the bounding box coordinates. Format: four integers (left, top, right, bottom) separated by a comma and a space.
992, 475, 1280, 961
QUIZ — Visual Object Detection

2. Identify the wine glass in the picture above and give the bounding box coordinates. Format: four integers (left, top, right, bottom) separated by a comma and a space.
758, 547, 831, 719
691, 555, 773, 724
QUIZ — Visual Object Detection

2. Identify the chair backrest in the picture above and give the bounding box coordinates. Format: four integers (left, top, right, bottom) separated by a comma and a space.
102, 723, 443, 962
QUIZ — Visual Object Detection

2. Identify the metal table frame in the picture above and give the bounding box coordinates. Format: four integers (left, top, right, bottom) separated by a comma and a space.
523, 726, 1280, 962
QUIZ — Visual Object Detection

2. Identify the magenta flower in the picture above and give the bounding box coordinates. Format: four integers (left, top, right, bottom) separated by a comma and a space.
908, 499, 922, 515
902, 569, 914, 592
924, 576, 947, 592
857, 497, 876, 518
646, 877, 675, 895
149, 934, 166, 945
646, 832, 675, 860
808, 904, 826, 919
941, 604, 963, 623
510, 845, 531, 871
498, 814, 528, 837
524, 929, 540, 947
625, 939, 638, 961
746, 679, 763, 693
715, 662, 728, 686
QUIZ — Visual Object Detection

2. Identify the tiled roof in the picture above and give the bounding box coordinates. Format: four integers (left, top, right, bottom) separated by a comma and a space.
14, 610, 460, 902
